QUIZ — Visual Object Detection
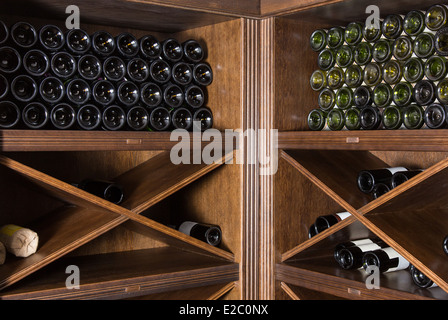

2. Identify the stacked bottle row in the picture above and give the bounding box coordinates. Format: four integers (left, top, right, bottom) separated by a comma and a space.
307, 4, 448, 131
0, 20, 213, 131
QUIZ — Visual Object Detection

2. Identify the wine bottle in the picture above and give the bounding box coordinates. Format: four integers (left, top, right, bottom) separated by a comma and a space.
182, 39, 204, 63
362, 247, 409, 273
382, 14, 403, 39
77, 104, 102, 130
353, 86, 372, 108
357, 167, 408, 194
326, 27, 344, 49
353, 42, 372, 66
38, 25, 64, 51
78, 54, 102, 81
22, 102, 49, 129
392, 82, 413, 108
310, 29, 327, 52
403, 10, 426, 36
0, 74, 8, 100
403, 58, 424, 83
335, 45, 354, 68
307, 109, 327, 131
409, 265, 438, 289
140, 82, 162, 108
373, 83, 393, 108
193, 107, 213, 131
314, 212, 350, 233
0, 101, 20, 129
344, 65, 363, 88
424, 103, 448, 129
383, 60, 403, 86
308, 224, 317, 238
102, 105, 126, 131
11, 75, 37, 102
372, 183, 390, 199
172, 62, 193, 86
66, 79, 91, 105
327, 67, 345, 90
50, 52, 77, 79
425, 4, 448, 31
403, 104, 425, 130
335, 87, 353, 110
39, 76, 65, 104
334, 238, 381, 262
360, 105, 382, 130
50, 103, 76, 130
127, 57, 149, 83
93, 80, 116, 106
327, 108, 345, 131
162, 38, 183, 62
139, 34, 161, 60
335, 240, 388, 270
91, 30, 116, 57
10, 21, 37, 48
193, 62, 213, 86
392, 36, 413, 61
115, 32, 139, 59
78, 179, 124, 204
178, 221, 222, 246
317, 49, 335, 71
0, 20, 8, 45
23, 49, 50, 77
0, 46, 21, 74
443, 235, 448, 256
414, 33, 436, 59
103, 56, 126, 82
435, 27, 448, 56
413, 80, 436, 107
66, 29, 91, 56
171, 106, 193, 130
344, 22, 363, 46
363, 21, 382, 43
318, 88, 335, 111
424, 56, 448, 82
344, 107, 361, 130
163, 83, 184, 108
372, 39, 393, 64
185, 85, 205, 108
117, 81, 140, 107
437, 79, 448, 105
363, 62, 382, 87
149, 59, 171, 84
126, 105, 149, 131
149, 105, 171, 131
382, 105, 403, 130
390, 170, 423, 188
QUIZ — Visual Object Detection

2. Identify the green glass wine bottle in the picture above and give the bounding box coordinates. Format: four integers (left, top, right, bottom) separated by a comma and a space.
424, 56, 447, 81
327, 67, 345, 90
335, 87, 353, 110
393, 82, 414, 107
353, 86, 372, 107
360, 105, 382, 130
363, 21, 382, 43
310, 69, 327, 91
327, 108, 345, 131
308, 108, 327, 131
372, 39, 393, 63
344, 107, 361, 130
437, 78, 448, 105
353, 42, 372, 66
403, 58, 424, 83
363, 62, 382, 87
382, 14, 403, 39
345, 65, 363, 88
383, 60, 403, 85
425, 4, 448, 31
310, 29, 327, 52
336, 45, 354, 68
414, 33, 435, 59
403, 104, 424, 129
392, 36, 413, 61
435, 27, 448, 56
403, 10, 426, 36
413, 80, 436, 106
327, 27, 345, 49
317, 48, 336, 71
373, 83, 393, 108
424, 103, 447, 129
345, 22, 363, 46
318, 88, 336, 111
382, 105, 403, 130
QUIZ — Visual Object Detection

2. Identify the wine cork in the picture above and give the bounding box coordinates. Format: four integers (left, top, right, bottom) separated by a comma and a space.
0, 241, 5, 265
0, 224, 39, 258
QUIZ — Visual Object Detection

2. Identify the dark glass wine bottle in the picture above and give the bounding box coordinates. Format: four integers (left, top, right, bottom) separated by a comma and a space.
335, 87, 353, 110
383, 60, 403, 85
360, 105, 382, 130
318, 88, 335, 111
308, 224, 317, 238
171, 106, 193, 130
372, 39, 393, 64
66, 29, 91, 55
424, 103, 448, 129
0, 74, 8, 100
11, 75, 37, 102
22, 102, 49, 129
437, 79, 448, 105
403, 58, 424, 83
362, 247, 409, 273
126, 105, 149, 131
413, 80, 436, 107
39, 76, 65, 104
327, 67, 345, 90
50, 103, 76, 130
403, 10, 426, 36
103, 56, 126, 82
66, 79, 91, 106
372, 183, 390, 199
127, 58, 149, 83
393, 82, 413, 108
178, 221, 222, 246
334, 238, 381, 263
140, 82, 162, 108
363, 62, 382, 87
163, 83, 184, 108
193, 63, 213, 86
353, 42, 372, 66
409, 265, 438, 289
78, 54, 102, 81
0, 20, 8, 45
335, 240, 388, 270
382, 14, 403, 39
172, 62, 193, 86
11, 22, 37, 48
185, 85, 205, 109
344, 65, 363, 89
102, 105, 126, 131
182, 39, 204, 63
390, 170, 423, 188
115, 32, 139, 58
310, 29, 327, 52
162, 38, 183, 63
310, 70, 326, 91
38, 25, 64, 51
344, 22, 363, 46
344, 107, 361, 130
314, 212, 350, 234
424, 56, 447, 82
443, 235, 448, 256
435, 27, 448, 56
0, 101, 20, 129
317, 49, 335, 71
149, 59, 171, 84
326, 27, 344, 49
373, 83, 393, 108
363, 21, 382, 43
357, 167, 408, 194
50, 52, 77, 79
327, 108, 345, 131
335, 45, 354, 68
393, 36, 413, 61
149, 105, 171, 131
382, 105, 403, 130
353, 86, 372, 108
307, 109, 327, 131
139, 34, 161, 60
0, 46, 21, 74
117, 81, 140, 107
425, 4, 448, 31
93, 80, 116, 106
193, 107, 213, 131
78, 179, 124, 204
91, 30, 116, 57
77, 104, 102, 130
23, 49, 49, 77
415, 33, 436, 58
403, 104, 424, 130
